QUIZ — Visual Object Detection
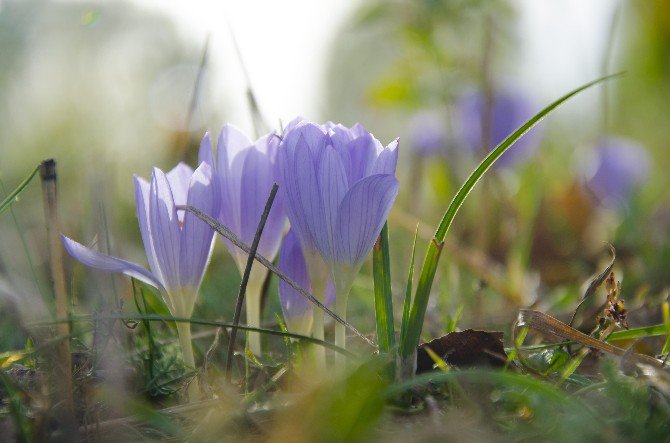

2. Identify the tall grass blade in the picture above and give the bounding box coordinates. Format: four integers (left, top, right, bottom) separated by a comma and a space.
399, 224, 419, 347
433, 73, 621, 243
372, 222, 395, 353
0, 163, 40, 215
398, 74, 621, 369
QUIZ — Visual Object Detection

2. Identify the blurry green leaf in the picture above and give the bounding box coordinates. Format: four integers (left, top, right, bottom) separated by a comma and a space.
373, 223, 395, 353
399, 224, 419, 348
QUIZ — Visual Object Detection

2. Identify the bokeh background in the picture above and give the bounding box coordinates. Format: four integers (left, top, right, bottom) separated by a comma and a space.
1, 0, 669, 353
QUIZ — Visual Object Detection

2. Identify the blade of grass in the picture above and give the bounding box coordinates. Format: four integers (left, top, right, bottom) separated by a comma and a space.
661, 302, 670, 357
0, 163, 40, 215
433, 73, 622, 243
178, 204, 376, 348
398, 73, 622, 367
32, 313, 355, 356
398, 239, 443, 360
373, 222, 395, 353
399, 224, 419, 347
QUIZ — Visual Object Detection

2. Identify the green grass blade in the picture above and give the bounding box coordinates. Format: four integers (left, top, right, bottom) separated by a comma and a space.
399, 73, 621, 368
0, 164, 40, 215
373, 222, 395, 353
399, 224, 419, 347
398, 239, 443, 359
434, 73, 622, 242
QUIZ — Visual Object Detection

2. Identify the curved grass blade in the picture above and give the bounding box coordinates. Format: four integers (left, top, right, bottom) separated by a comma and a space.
0, 164, 40, 215
434, 73, 622, 242
399, 224, 419, 347
32, 313, 355, 356
373, 222, 395, 353
398, 74, 622, 368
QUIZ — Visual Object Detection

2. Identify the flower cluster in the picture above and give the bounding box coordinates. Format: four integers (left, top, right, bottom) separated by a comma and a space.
63, 118, 399, 369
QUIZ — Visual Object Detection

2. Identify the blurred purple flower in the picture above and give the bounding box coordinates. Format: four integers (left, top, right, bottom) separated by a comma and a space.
278, 117, 399, 351
62, 162, 218, 318
408, 111, 446, 157
456, 89, 540, 167
586, 137, 650, 208
278, 229, 335, 336
198, 125, 286, 355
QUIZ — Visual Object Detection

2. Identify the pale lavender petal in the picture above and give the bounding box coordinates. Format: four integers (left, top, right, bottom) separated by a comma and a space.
278, 132, 322, 252
149, 168, 181, 292
62, 235, 163, 291
198, 131, 215, 170
217, 124, 253, 171
237, 146, 285, 261
316, 146, 348, 262
371, 139, 399, 175
347, 133, 379, 184
282, 122, 327, 161
134, 176, 164, 285
335, 174, 399, 266
166, 162, 194, 209
179, 162, 218, 291
278, 229, 313, 335
217, 125, 253, 238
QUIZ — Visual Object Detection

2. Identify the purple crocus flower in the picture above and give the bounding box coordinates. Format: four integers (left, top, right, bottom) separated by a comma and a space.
278, 229, 335, 336
199, 125, 286, 355
62, 161, 218, 400
278, 118, 399, 352
407, 110, 447, 157
456, 89, 540, 167
585, 137, 650, 208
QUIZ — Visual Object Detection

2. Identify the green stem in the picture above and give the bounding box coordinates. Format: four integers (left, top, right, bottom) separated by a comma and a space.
244, 267, 267, 356
334, 287, 350, 367
176, 321, 200, 402
311, 277, 327, 369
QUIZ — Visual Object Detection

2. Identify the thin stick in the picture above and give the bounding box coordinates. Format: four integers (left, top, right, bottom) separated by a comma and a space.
226, 184, 278, 381
39, 159, 77, 436
178, 205, 376, 348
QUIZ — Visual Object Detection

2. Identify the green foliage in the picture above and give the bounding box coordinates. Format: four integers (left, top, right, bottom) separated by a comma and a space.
0, 164, 40, 216
398, 74, 620, 369
372, 223, 395, 353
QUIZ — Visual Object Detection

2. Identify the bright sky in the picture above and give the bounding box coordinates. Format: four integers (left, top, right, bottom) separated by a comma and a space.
133, 0, 615, 134
135, 0, 361, 134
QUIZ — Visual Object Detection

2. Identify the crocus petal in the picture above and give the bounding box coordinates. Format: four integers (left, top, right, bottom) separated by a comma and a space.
278, 229, 313, 335
279, 132, 322, 252
217, 124, 253, 171
347, 133, 379, 183
316, 146, 348, 262
62, 235, 163, 291
166, 162, 194, 210
238, 146, 285, 263
179, 162, 218, 292
149, 167, 181, 293
371, 139, 399, 175
198, 131, 215, 170
335, 174, 399, 266
134, 176, 164, 285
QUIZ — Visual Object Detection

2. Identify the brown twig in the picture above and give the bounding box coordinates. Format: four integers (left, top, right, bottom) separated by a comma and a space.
226, 184, 278, 381
39, 159, 77, 437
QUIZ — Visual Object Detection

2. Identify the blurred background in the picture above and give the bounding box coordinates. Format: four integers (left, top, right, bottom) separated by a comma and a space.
1, 0, 669, 351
